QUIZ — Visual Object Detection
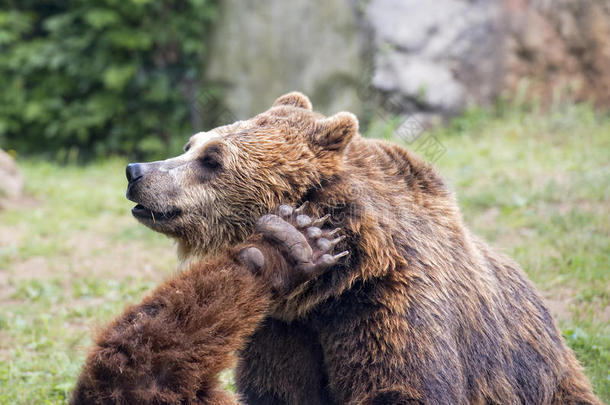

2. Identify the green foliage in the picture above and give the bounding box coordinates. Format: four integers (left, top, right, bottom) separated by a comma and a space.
0, 0, 219, 161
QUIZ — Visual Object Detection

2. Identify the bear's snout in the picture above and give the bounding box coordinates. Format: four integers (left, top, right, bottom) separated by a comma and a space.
125, 162, 156, 204
126, 163, 144, 184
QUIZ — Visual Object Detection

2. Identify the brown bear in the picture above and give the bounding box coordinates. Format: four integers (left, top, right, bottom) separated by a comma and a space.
73, 92, 600, 404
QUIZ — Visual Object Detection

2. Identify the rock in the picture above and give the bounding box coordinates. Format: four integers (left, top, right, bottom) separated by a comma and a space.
205, 0, 367, 121
504, 0, 610, 107
374, 55, 466, 112
203, 0, 610, 124
367, 0, 504, 115
0, 149, 23, 207
367, 0, 610, 114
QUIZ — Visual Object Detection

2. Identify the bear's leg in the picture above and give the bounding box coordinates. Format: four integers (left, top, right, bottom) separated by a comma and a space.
70, 253, 269, 405
71, 209, 348, 405
236, 317, 333, 405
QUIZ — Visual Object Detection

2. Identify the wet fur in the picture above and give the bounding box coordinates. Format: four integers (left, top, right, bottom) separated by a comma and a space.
238, 132, 600, 404
70, 250, 269, 404
70, 226, 326, 405
71, 211, 341, 405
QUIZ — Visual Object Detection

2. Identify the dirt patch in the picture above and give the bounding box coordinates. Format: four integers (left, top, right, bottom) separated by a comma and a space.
9, 257, 50, 280
0, 192, 38, 212
0, 331, 13, 361
0, 224, 22, 249
542, 286, 610, 325
0, 206, 176, 310
0, 274, 9, 303
542, 288, 575, 322
62, 230, 175, 281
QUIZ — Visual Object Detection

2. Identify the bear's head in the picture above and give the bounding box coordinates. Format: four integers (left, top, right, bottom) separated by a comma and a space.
125, 92, 358, 259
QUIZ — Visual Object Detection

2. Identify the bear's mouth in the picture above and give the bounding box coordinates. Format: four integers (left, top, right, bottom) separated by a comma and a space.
131, 204, 181, 222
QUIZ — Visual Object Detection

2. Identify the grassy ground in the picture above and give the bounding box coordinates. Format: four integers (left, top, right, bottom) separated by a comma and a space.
0, 102, 608, 403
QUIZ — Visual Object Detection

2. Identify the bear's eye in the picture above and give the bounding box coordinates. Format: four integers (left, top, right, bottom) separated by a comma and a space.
199, 154, 221, 170
197, 143, 223, 175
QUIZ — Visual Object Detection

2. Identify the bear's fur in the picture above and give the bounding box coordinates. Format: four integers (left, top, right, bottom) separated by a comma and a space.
71, 208, 345, 404
76, 92, 600, 404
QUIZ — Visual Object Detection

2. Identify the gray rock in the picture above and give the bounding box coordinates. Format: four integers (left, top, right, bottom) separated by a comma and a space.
367, 0, 504, 114
205, 0, 366, 121
374, 54, 465, 111
202, 0, 610, 124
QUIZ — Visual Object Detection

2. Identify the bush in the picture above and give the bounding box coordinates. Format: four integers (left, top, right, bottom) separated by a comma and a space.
0, 0, 219, 161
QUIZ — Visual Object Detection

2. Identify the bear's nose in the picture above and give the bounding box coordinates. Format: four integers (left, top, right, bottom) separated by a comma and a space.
126, 163, 143, 183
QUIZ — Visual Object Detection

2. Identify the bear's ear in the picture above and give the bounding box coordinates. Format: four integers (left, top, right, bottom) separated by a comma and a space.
272, 92, 312, 110
311, 112, 358, 152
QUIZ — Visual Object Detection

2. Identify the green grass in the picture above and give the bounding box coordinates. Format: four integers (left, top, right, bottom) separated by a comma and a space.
0, 102, 608, 403
0, 159, 176, 404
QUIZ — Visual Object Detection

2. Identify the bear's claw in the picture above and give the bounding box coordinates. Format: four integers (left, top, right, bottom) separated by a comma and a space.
294, 201, 309, 214
255, 204, 348, 279
311, 214, 330, 228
